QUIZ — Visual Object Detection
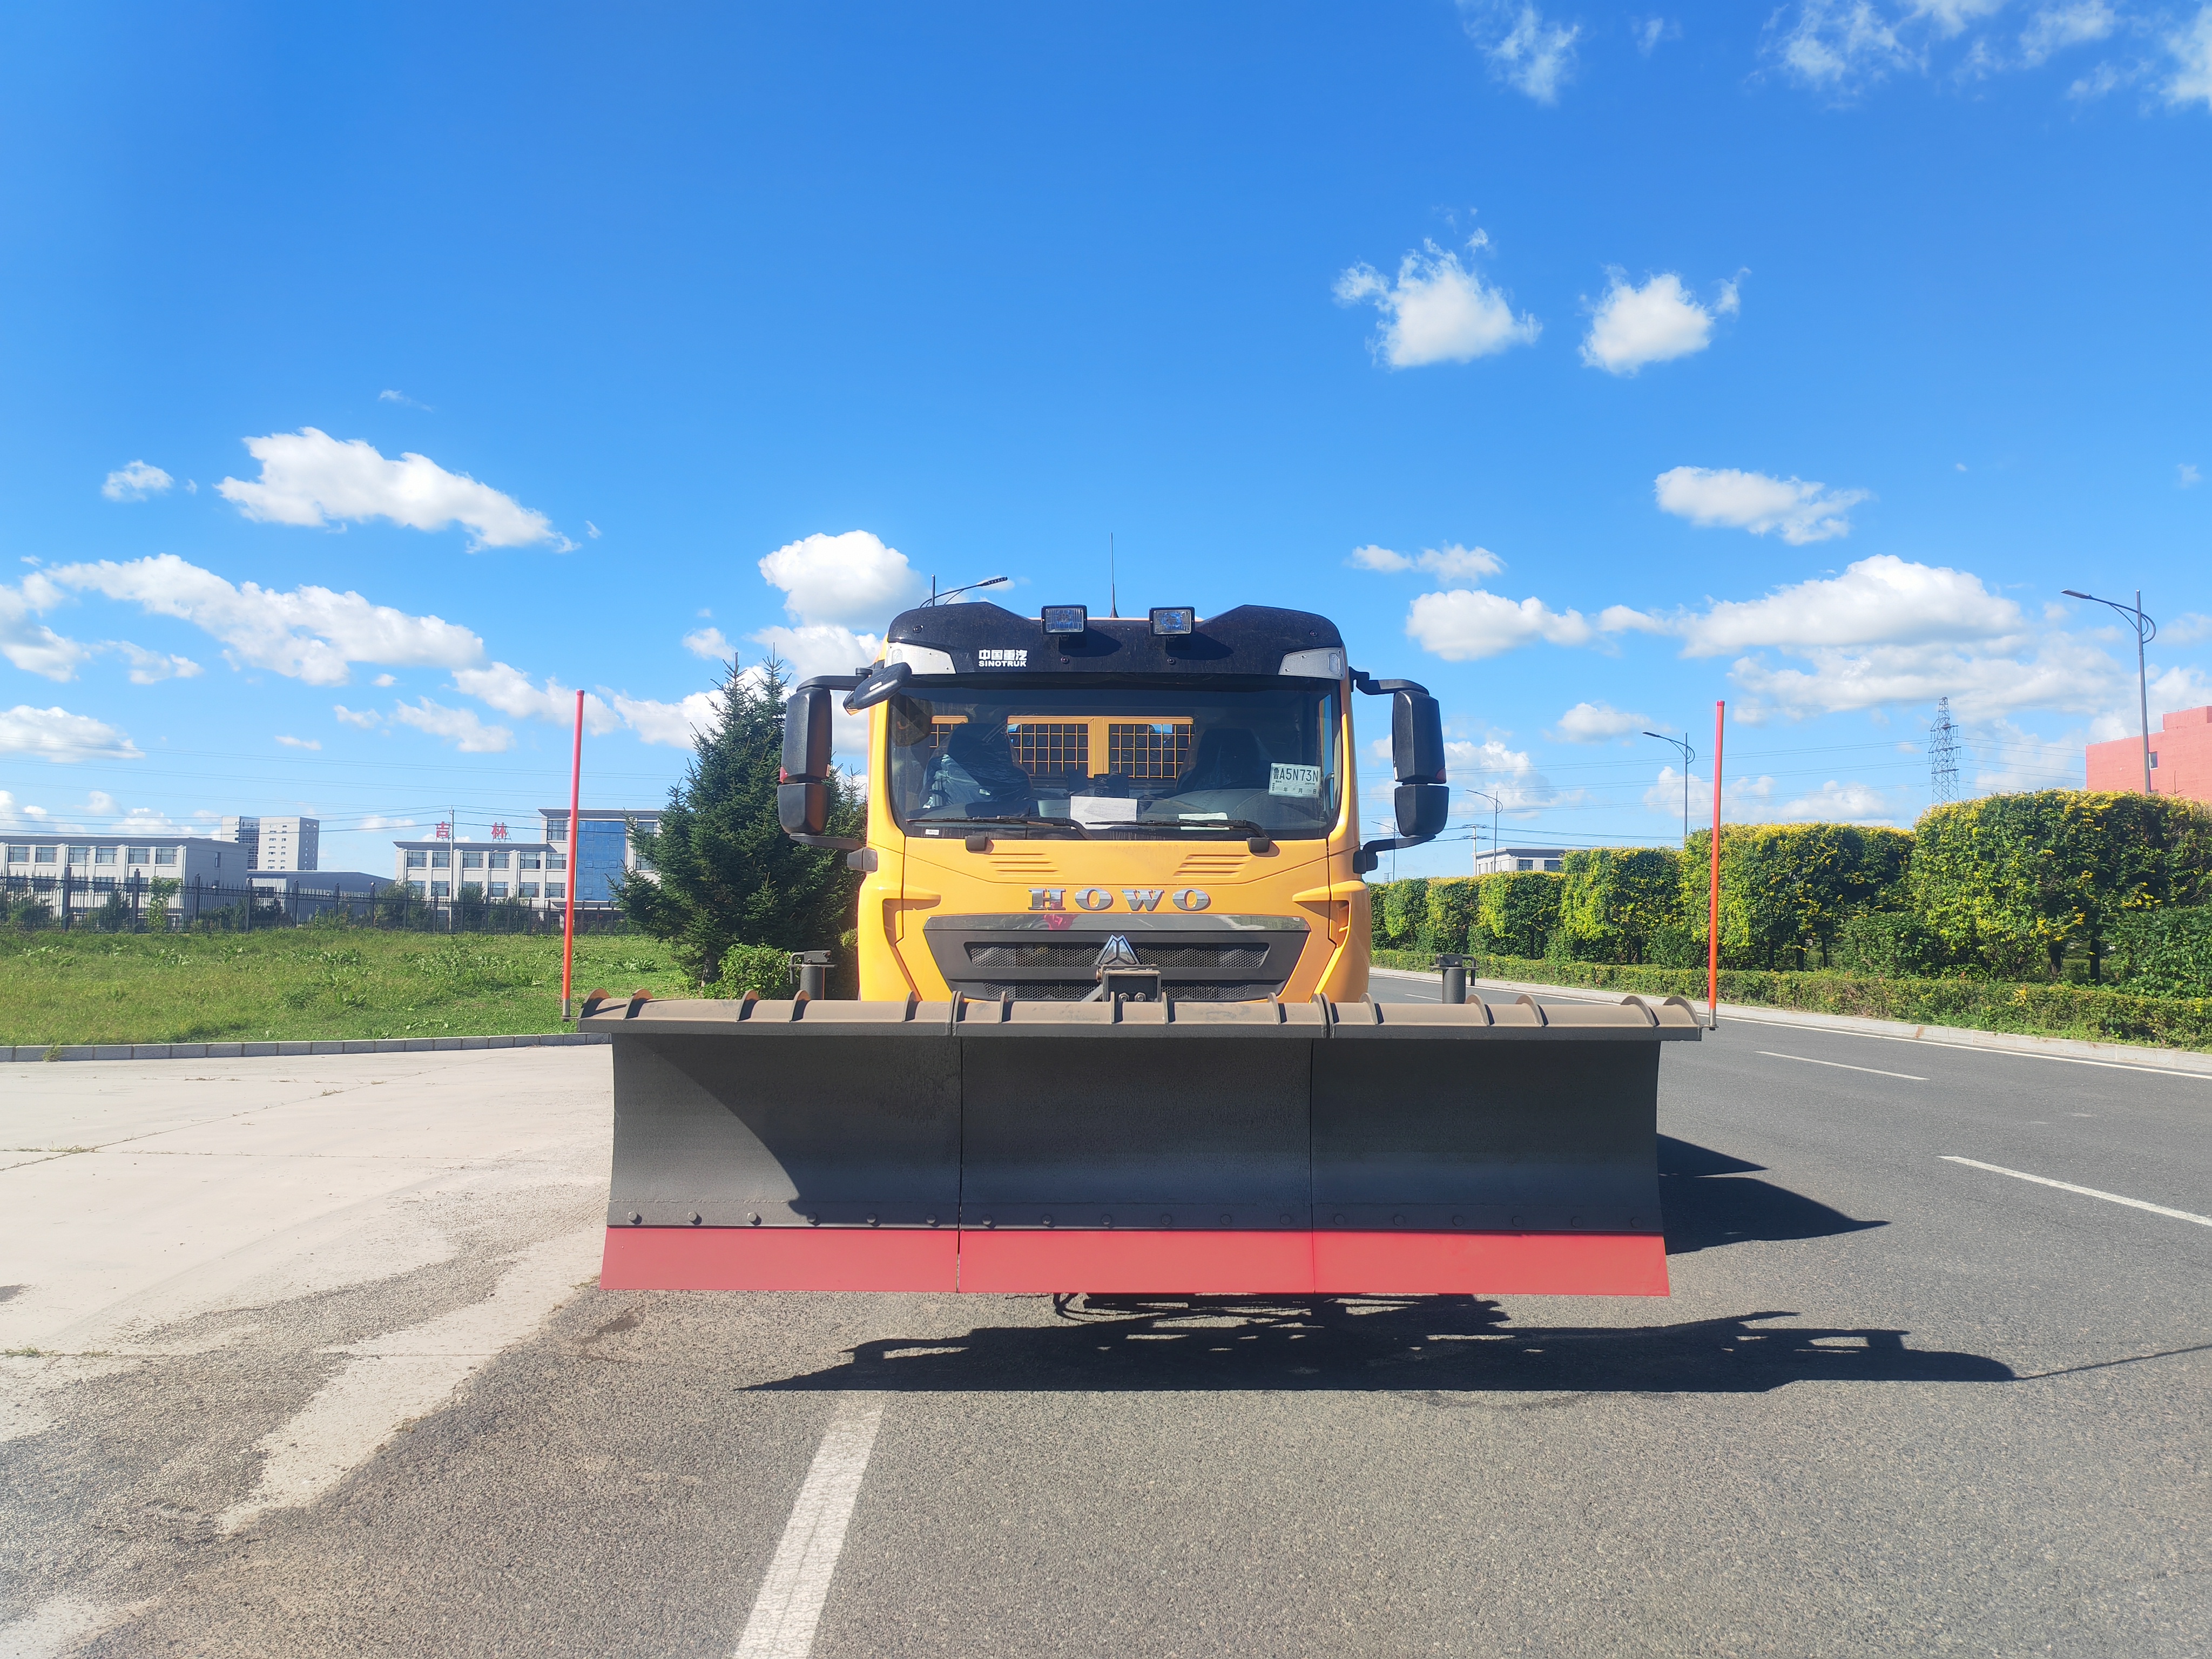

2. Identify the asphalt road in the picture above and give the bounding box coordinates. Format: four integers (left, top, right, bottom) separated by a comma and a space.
3, 987, 2208, 1657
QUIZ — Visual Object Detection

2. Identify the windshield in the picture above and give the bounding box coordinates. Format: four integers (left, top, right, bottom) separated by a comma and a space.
887, 683, 1343, 840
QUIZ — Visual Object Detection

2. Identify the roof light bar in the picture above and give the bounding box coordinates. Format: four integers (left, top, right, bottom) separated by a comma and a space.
1149, 606, 1196, 637
1041, 604, 1088, 637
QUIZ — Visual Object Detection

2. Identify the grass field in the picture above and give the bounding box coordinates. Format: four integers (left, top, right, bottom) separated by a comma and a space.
0, 927, 704, 1046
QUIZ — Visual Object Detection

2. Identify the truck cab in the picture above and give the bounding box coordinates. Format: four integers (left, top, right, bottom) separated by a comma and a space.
778, 601, 1448, 1003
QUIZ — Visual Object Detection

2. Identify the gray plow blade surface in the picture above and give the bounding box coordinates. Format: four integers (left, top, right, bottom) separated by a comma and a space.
588, 993, 1702, 1296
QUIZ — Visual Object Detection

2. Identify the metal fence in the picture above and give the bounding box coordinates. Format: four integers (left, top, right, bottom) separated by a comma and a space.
0, 872, 633, 935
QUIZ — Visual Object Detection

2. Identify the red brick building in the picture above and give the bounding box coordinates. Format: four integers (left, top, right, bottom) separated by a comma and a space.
2086, 705, 2212, 804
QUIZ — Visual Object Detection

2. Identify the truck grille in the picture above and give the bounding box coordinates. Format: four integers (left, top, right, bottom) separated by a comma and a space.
965, 942, 1270, 970
922, 914, 1310, 1003
965, 980, 1288, 1003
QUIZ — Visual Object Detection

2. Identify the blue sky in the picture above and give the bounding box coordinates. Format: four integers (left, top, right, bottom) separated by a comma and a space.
2, 2, 2208, 879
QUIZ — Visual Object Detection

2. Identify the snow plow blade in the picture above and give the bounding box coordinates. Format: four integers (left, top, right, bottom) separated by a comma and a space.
589, 993, 1702, 1297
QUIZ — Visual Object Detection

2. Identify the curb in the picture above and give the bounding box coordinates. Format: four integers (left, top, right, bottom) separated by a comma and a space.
1371, 965, 2212, 1078
1, 1031, 612, 1063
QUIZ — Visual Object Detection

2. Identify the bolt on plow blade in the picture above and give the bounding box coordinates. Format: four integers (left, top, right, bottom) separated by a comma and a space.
589, 992, 1702, 1297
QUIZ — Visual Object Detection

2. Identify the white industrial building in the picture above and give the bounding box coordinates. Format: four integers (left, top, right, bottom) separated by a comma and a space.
218, 815, 320, 871
389, 808, 659, 908
1474, 846, 1566, 875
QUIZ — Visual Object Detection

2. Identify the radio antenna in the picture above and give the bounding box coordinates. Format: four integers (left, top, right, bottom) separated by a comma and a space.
1109, 533, 1117, 618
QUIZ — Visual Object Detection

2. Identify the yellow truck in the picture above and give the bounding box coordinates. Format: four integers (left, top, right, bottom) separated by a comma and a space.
589, 598, 1701, 1298
777, 600, 1447, 1004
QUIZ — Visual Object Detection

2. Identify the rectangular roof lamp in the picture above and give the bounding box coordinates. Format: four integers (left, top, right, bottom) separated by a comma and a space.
1041, 604, 1088, 637
1149, 606, 1195, 637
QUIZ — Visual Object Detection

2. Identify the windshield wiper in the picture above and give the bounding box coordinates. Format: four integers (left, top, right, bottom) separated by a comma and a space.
911, 814, 1088, 835
1159, 817, 1271, 834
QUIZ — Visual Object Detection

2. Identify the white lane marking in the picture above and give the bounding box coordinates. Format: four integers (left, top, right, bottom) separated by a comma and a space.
1941, 1156, 2212, 1228
217, 1226, 601, 1534
733, 1397, 887, 1659
1757, 1051, 1927, 1082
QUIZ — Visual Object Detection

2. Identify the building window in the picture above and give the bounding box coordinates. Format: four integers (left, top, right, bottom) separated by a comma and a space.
2150, 752, 2161, 769
94, 846, 117, 865
430, 881, 451, 898
153, 847, 176, 866
127, 846, 149, 865
519, 853, 541, 870
431, 849, 450, 869
67, 846, 89, 865
461, 851, 484, 869
408, 881, 426, 896
520, 882, 539, 898
404, 850, 427, 868
545, 882, 565, 900
1543, 859, 1562, 872
489, 851, 510, 869
5, 845, 26, 864
489, 882, 509, 898
36, 847, 58, 864
547, 854, 565, 872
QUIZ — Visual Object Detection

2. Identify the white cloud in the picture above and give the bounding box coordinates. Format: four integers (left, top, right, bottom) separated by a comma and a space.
275, 734, 322, 751
1646, 764, 1777, 823
102, 461, 173, 502
1597, 603, 1667, 634
683, 626, 734, 659
1770, 0, 1921, 90
1581, 273, 1739, 374
2068, 60, 2126, 97
1654, 466, 1871, 543
112, 642, 201, 684
391, 697, 512, 753
373, 672, 396, 687
355, 814, 420, 831
2166, 3, 2212, 105
0, 790, 51, 828
758, 531, 924, 629
2162, 612, 2212, 644
585, 521, 602, 539
609, 690, 724, 748
2181, 463, 2203, 488
1439, 736, 1561, 813
1460, 2, 1582, 100
1635, 17, 1678, 53
1334, 237, 1541, 368
450, 662, 619, 735
49, 554, 485, 686
1775, 779, 1899, 822
1347, 543, 1505, 578
2020, 1, 2116, 64
1732, 633, 2121, 724
333, 704, 382, 729
0, 705, 141, 762
1678, 555, 2021, 656
217, 429, 567, 550
1406, 590, 1595, 661
1553, 702, 1652, 743
377, 389, 431, 410
0, 575, 91, 681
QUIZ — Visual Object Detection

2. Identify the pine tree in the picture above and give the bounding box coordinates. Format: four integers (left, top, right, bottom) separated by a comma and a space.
616, 653, 863, 986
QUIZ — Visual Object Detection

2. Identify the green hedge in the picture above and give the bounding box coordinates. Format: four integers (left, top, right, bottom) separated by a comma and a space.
1369, 947, 2212, 1052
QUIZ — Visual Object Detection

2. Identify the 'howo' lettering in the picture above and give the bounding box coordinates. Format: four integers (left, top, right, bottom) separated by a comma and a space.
1031, 886, 1208, 912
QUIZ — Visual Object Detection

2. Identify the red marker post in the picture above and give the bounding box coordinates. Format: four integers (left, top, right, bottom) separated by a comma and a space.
1707, 699, 1725, 1028
561, 687, 583, 1023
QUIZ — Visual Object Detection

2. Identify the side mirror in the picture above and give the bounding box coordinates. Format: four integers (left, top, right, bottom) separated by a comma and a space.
1394, 783, 1449, 840
844, 660, 912, 713
781, 689, 833, 781
1391, 691, 1446, 784
778, 781, 831, 837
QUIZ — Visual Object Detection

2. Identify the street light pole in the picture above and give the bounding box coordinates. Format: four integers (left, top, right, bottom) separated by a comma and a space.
1464, 788, 1501, 874
1644, 730, 1696, 848
2063, 588, 2158, 792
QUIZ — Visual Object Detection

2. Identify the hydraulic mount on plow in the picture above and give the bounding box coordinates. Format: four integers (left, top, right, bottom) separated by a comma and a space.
594, 598, 1701, 1296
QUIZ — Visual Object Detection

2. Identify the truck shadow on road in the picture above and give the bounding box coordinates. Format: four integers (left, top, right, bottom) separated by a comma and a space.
763, 1298, 2011, 1395
1660, 1135, 1886, 1256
